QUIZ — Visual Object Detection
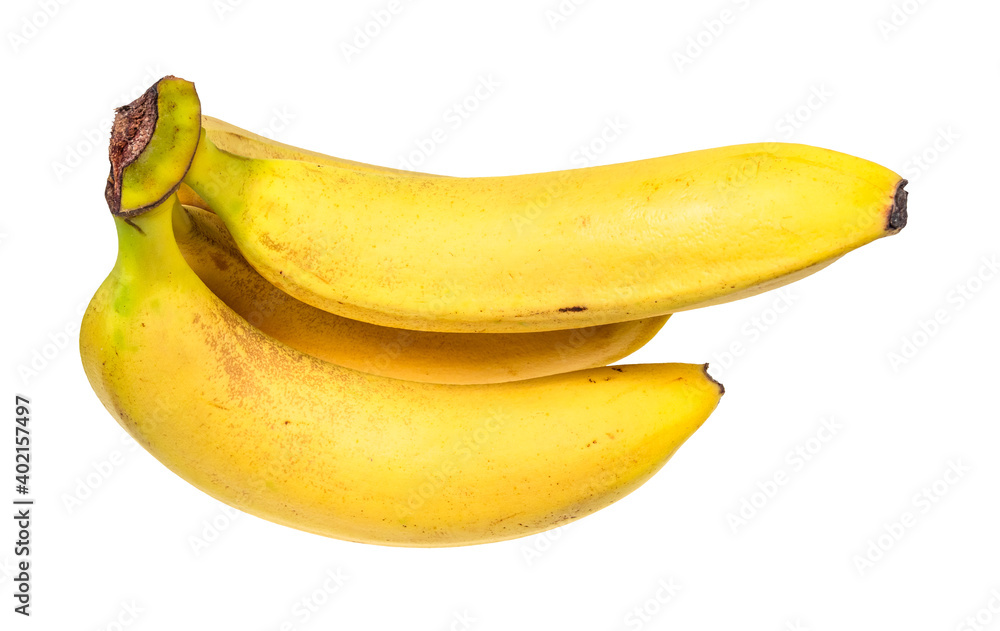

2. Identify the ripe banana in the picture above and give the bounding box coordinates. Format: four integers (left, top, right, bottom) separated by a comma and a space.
174, 203, 669, 384
159, 77, 908, 333
81, 193, 723, 546
176, 115, 668, 383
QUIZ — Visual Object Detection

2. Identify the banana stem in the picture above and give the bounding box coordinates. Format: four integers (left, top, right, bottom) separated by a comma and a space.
183, 131, 251, 218
113, 196, 186, 275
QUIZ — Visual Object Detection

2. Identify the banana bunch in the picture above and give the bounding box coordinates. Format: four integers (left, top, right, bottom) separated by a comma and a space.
80, 76, 907, 547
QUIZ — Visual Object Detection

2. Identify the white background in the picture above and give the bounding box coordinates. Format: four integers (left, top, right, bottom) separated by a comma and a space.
3, 0, 999, 629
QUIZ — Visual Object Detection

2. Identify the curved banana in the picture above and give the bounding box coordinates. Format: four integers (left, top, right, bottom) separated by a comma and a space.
81, 194, 723, 546
174, 203, 669, 384
174, 116, 663, 382
160, 77, 908, 333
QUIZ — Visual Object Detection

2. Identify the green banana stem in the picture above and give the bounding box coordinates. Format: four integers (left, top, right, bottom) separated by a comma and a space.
184, 131, 252, 219
114, 198, 181, 270
104, 196, 187, 322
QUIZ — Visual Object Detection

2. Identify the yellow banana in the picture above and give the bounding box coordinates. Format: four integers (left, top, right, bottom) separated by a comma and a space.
164, 78, 908, 333
81, 194, 723, 546
174, 203, 669, 384
174, 116, 665, 383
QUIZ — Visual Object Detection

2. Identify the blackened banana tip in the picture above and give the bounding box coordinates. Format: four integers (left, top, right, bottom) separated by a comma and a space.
887, 179, 908, 232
